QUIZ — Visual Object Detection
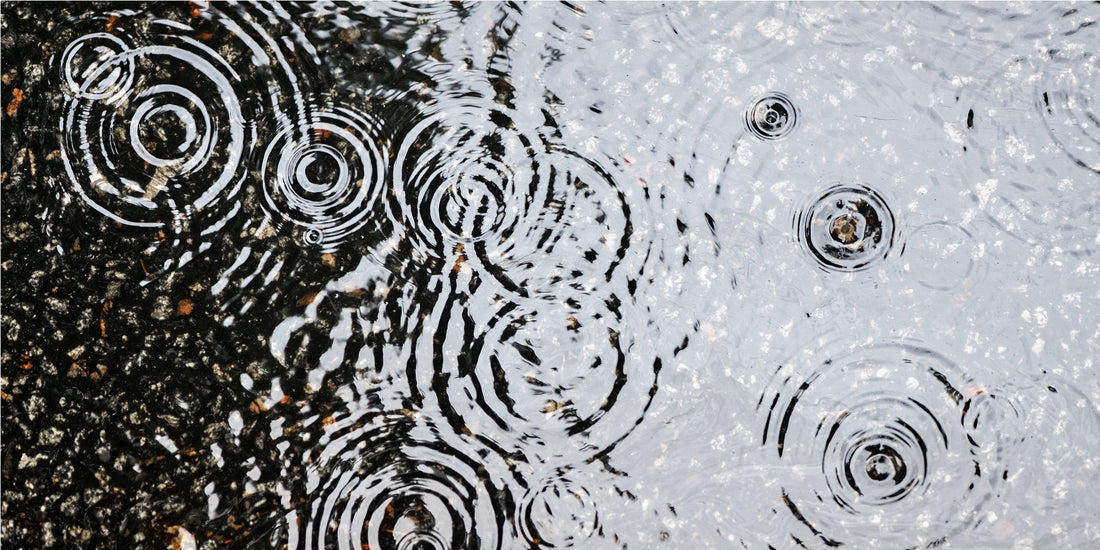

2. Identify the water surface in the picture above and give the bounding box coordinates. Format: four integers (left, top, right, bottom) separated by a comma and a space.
2, 2, 1099, 548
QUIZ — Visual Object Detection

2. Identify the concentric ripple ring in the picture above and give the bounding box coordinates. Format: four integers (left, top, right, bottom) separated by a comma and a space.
757, 342, 1002, 547
260, 103, 388, 250
745, 92, 799, 141
58, 33, 248, 229
796, 184, 896, 272
288, 410, 511, 550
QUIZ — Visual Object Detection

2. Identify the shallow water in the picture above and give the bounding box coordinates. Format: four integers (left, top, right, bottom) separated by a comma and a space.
2, 2, 1099, 548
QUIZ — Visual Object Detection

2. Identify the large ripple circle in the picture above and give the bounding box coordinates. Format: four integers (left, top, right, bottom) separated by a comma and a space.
432, 293, 660, 460
290, 410, 509, 550
757, 342, 1003, 547
392, 109, 631, 296
58, 35, 248, 229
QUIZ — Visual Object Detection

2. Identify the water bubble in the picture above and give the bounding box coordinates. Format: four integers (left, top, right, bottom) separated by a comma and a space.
261, 101, 389, 252
744, 92, 799, 141
302, 227, 325, 247
758, 342, 1002, 547
795, 184, 896, 272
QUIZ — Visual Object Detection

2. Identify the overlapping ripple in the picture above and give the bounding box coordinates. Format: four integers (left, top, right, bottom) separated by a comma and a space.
48, 3, 324, 285
287, 407, 512, 550
757, 342, 1005, 547
57, 22, 249, 229
392, 105, 631, 296
427, 290, 660, 461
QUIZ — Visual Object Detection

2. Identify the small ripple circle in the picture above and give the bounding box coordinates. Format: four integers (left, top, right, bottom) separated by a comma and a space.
796, 184, 896, 272
516, 470, 599, 548
60, 32, 135, 101
744, 92, 799, 141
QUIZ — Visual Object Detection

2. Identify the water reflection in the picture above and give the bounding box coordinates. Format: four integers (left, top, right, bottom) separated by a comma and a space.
6, 2, 1100, 550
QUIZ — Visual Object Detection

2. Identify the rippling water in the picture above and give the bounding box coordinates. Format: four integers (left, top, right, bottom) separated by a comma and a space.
3, 2, 1099, 549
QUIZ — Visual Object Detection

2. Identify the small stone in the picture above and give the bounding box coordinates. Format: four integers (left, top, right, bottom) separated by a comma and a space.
170, 526, 197, 550
39, 424, 65, 446
338, 27, 361, 43
151, 296, 174, 320
6, 87, 24, 116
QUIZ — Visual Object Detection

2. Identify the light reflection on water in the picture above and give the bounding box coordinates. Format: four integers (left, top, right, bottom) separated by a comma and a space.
5, 1, 1099, 548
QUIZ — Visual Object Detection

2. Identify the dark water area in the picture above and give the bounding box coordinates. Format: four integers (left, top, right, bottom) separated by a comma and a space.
2, 2, 1099, 548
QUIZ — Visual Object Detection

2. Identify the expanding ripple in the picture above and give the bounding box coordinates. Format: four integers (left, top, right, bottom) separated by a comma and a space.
515, 467, 599, 548
47, 3, 325, 283
1037, 49, 1100, 174
795, 184, 897, 272
757, 342, 1005, 548
392, 105, 631, 296
427, 289, 661, 461
744, 92, 800, 141
261, 96, 391, 251
285, 406, 513, 550
58, 29, 136, 103
898, 222, 982, 291
56, 21, 249, 229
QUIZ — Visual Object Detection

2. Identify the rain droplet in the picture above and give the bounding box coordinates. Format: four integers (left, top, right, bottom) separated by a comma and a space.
745, 92, 799, 141
796, 184, 896, 272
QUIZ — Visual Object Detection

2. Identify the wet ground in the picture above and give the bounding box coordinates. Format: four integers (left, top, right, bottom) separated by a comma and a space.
2, 2, 1099, 549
